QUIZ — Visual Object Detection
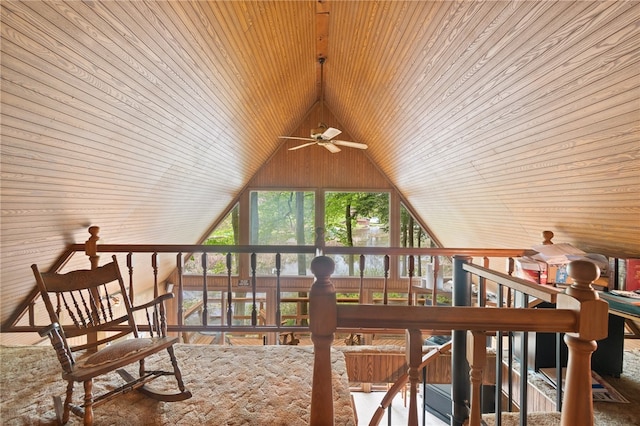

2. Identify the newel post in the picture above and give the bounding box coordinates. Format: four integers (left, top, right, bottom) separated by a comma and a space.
85, 226, 101, 349
309, 256, 337, 425
556, 260, 609, 426
85, 226, 100, 269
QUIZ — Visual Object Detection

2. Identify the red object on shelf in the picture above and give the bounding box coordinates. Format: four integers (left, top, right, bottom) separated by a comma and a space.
626, 259, 640, 291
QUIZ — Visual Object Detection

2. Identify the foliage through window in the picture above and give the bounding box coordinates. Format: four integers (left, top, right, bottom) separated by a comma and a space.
183, 204, 239, 274
325, 192, 389, 276
399, 203, 451, 283
250, 191, 315, 275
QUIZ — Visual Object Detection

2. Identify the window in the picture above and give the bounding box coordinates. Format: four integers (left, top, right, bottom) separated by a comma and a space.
250, 191, 315, 275
399, 203, 451, 282
183, 204, 239, 275
325, 191, 389, 276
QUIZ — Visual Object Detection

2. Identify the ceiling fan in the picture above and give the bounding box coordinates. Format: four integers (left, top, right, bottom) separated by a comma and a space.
279, 58, 368, 154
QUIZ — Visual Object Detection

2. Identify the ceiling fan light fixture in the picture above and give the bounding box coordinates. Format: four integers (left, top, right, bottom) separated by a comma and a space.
279, 56, 367, 153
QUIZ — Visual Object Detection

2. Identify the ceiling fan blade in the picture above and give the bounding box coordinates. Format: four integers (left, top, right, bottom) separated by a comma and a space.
280, 136, 315, 142
332, 140, 368, 150
321, 143, 341, 153
288, 142, 317, 151
321, 127, 342, 140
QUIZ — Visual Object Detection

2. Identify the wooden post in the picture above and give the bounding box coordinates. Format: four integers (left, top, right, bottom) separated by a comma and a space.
406, 328, 422, 426
85, 226, 100, 269
467, 330, 487, 426
310, 256, 336, 426
452, 255, 472, 426
85, 226, 100, 349
542, 230, 555, 245
556, 260, 609, 426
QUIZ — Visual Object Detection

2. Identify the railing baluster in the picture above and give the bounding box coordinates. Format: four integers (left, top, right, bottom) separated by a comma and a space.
219, 293, 224, 326
507, 257, 515, 413
152, 253, 158, 299
556, 332, 563, 410
201, 253, 208, 327
383, 255, 389, 305
408, 255, 414, 306
275, 253, 282, 326
251, 253, 257, 326
520, 292, 529, 426
358, 254, 365, 304
469, 330, 487, 426
480, 257, 489, 307
127, 252, 134, 304
495, 283, 504, 426
226, 253, 233, 327
508, 332, 514, 412
431, 255, 440, 305
177, 253, 183, 328
406, 328, 422, 425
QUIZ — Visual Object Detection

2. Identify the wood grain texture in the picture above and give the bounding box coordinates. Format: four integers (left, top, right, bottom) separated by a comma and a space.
1, 1, 639, 340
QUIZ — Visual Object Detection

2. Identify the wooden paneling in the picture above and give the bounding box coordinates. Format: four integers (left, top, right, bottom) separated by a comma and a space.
325, 1, 639, 255
1, 1, 639, 340
250, 104, 392, 189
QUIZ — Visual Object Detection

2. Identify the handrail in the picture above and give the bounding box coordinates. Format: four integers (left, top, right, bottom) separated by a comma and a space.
463, 263, 562, 304
335, 305, 577, 332
68, 242, 534, 257
2, 226, 537, 334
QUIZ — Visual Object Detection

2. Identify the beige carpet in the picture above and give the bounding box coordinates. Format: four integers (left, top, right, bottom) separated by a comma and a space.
482, 349, 640, 426
0, 344, 356, 425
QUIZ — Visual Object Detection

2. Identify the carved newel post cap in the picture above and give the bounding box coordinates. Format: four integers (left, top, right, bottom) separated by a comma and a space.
568, 260, 600, 284
311, 256, 335, 280
88, 226, 100, 239
566, 260, 600, 301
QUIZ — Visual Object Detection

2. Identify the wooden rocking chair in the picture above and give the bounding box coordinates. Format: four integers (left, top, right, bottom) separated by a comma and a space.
32, 255, 191, 425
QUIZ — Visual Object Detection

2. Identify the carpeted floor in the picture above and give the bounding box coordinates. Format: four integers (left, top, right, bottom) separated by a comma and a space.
0, 344, 356, 425
2, 345, 638, 425
482, 349, 640, 426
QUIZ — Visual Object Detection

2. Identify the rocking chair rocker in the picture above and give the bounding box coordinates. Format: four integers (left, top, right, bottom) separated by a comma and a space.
32, 255, 191, 425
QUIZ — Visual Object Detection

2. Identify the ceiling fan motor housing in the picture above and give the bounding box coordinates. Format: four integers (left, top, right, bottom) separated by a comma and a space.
311, 123, 328, 139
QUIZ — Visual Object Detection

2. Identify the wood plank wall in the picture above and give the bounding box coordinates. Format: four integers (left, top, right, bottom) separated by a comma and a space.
1, 1, 639, 344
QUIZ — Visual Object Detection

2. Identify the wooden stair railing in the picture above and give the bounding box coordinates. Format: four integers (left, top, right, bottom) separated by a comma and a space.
309, 256, 608, 426
368, 341, 452, 426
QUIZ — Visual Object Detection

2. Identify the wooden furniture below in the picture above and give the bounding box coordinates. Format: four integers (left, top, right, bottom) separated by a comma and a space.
337, 346, 406, 384
32, 255, 191, 425
338, 344, 496, 385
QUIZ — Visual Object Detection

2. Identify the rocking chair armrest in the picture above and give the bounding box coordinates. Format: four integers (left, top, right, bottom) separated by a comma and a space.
38, 322, 61, 338
39, 322, 75, 374
131, 293, 174, 312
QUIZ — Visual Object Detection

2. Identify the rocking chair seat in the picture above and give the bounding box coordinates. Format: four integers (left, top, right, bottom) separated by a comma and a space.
71, 337, 178, 381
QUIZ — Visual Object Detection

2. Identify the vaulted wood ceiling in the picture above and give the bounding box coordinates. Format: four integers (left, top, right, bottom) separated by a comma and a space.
1, 1, 639, 332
